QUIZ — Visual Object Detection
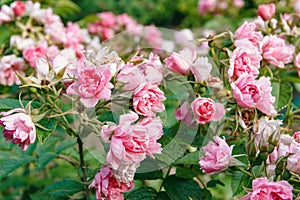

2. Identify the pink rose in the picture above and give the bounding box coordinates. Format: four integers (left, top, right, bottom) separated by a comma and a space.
97, 12, 117, 28
230, 74, 276, 115
139, 53, 164, 85
294, 52, 300, 77
117, 63, 146, 91
66, 61, 113, 108
294, 131, 300, 143
175, 101, 195, 126
0, 55, 27, 86
261, 35, 294, 68
11, 1, 25, 17
198, 0, 216, 15
0, 5, 14, 23
133, 84, 166, 116
89, 165, 134, 200
101, 112, 163, 169
257, 4, 276, 21
23, 45, 47, 67
287, 150, 300, 174
228, 47, 262, 81
0, 108, 36, 151
234, 22, 263, 49
199, 136, 233, 174
144, 25, 163, 49
190, 56, 212, 82
64, 22, 84, 49
191, 97, 225, 124
165, 48, 196, 75
241, 178, 293, 200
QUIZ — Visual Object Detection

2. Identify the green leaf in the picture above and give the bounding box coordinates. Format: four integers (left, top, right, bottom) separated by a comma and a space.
0, 152, 35, 179
163, 175, 205, 200
55, 137, 77, 154
231, 171, 251, 196
155, 192, 170, 200
127, 187, 157, 200
36, 137, 60, 156
155, 139, 186, 165
281, 76, 300, 84
271, 81, 293, 112
36, 118, 57, 144
207, 179, 225, 188
175, 167, 201, 179
0, 98, 40, 111
52, 0, 80, 19
36, 152, 57, 172
30, 180, 84, 200
0, 25, 14, 46
134, 170, 163, 180
174, 151, 200, 165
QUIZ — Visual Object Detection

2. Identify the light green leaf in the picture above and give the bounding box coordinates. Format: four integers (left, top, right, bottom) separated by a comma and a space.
271, 81, 293, 112
36, 118, 57, 144
174, 151, 200, 165
55, 138, 77, 154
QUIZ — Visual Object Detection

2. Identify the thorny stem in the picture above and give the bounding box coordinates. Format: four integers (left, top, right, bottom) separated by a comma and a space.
78, 136, 90, 200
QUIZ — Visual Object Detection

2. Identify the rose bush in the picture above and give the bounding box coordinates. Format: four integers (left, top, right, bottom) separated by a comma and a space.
0, 1, 300, 200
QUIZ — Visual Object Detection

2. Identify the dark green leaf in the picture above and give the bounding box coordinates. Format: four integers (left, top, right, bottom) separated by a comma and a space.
231, 171, 251, 196
134, 170, 163, 180
36, 152, 57, 172
0, 152, 35, 179
163, 175, 203, 200
30, 180, 83, 200
127, 187, 157, 200
175, 167, 201, 179
207, 179, 225, 188
155, 192, 170, 200
271, 81, 293, 112
36, 137, 60, 156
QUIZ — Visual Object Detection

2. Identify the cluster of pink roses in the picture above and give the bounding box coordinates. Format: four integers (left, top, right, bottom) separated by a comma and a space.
88, 11, 163, 49
197, 0, 244, 15
0, 0, 98, 87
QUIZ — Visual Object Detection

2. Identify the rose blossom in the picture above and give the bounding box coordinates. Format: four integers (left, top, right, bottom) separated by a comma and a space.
294, 52, 300, 77
294, 131, 300, 143
234, 22, 263, 49
175, 101, 195, 126
133, 84, 166, 116
287, 150, 300, 174
89, 165, 134, 200
228, 47, 262, 81
11, 1, 25, 17
197, 0, 216, 15
241, 178, 293, 200
23, 45, 47, 67
190, 56, 212, 82
164, 48, 196, 75
0, 5, 14, 23
66, 61, 113, 108
199, 136, 233, 174
191, 97, 225, 124
230, 74, 276, 115
101, 112, 163, 170
261, 35, 294, 68
257, 4, 276, 21
0, 55, 27, 86
0, 108, 36, 151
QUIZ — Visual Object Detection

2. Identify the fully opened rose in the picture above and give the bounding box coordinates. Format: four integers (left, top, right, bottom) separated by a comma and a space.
0, 108, 36, 151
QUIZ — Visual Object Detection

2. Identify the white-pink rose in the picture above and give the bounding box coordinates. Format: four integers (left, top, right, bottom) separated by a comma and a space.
191, 97, 225, 124
230, 74, 276, 115
0, 108, 36, 151
287, 150, 300, 174
234, 22, 263, 49
228, 47, 262, 81
294, 52, 300, 77
133, 84, 166, 116
294, 131, 300, 143
0, 5, 14, 23
261, 35, 294, 68
257, 4, 276, 21
66, 61, 113, 108
89, 165, 134, 200
199, 136, 233, 174
102, 112, 163, 169
0, 55, 27, 86
241, 178, 293, 200
23, 45, 47, 67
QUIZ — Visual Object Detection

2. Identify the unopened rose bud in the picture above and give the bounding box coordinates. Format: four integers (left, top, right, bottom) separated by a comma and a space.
259, 151, 268, 161
268, 128, 281, 146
